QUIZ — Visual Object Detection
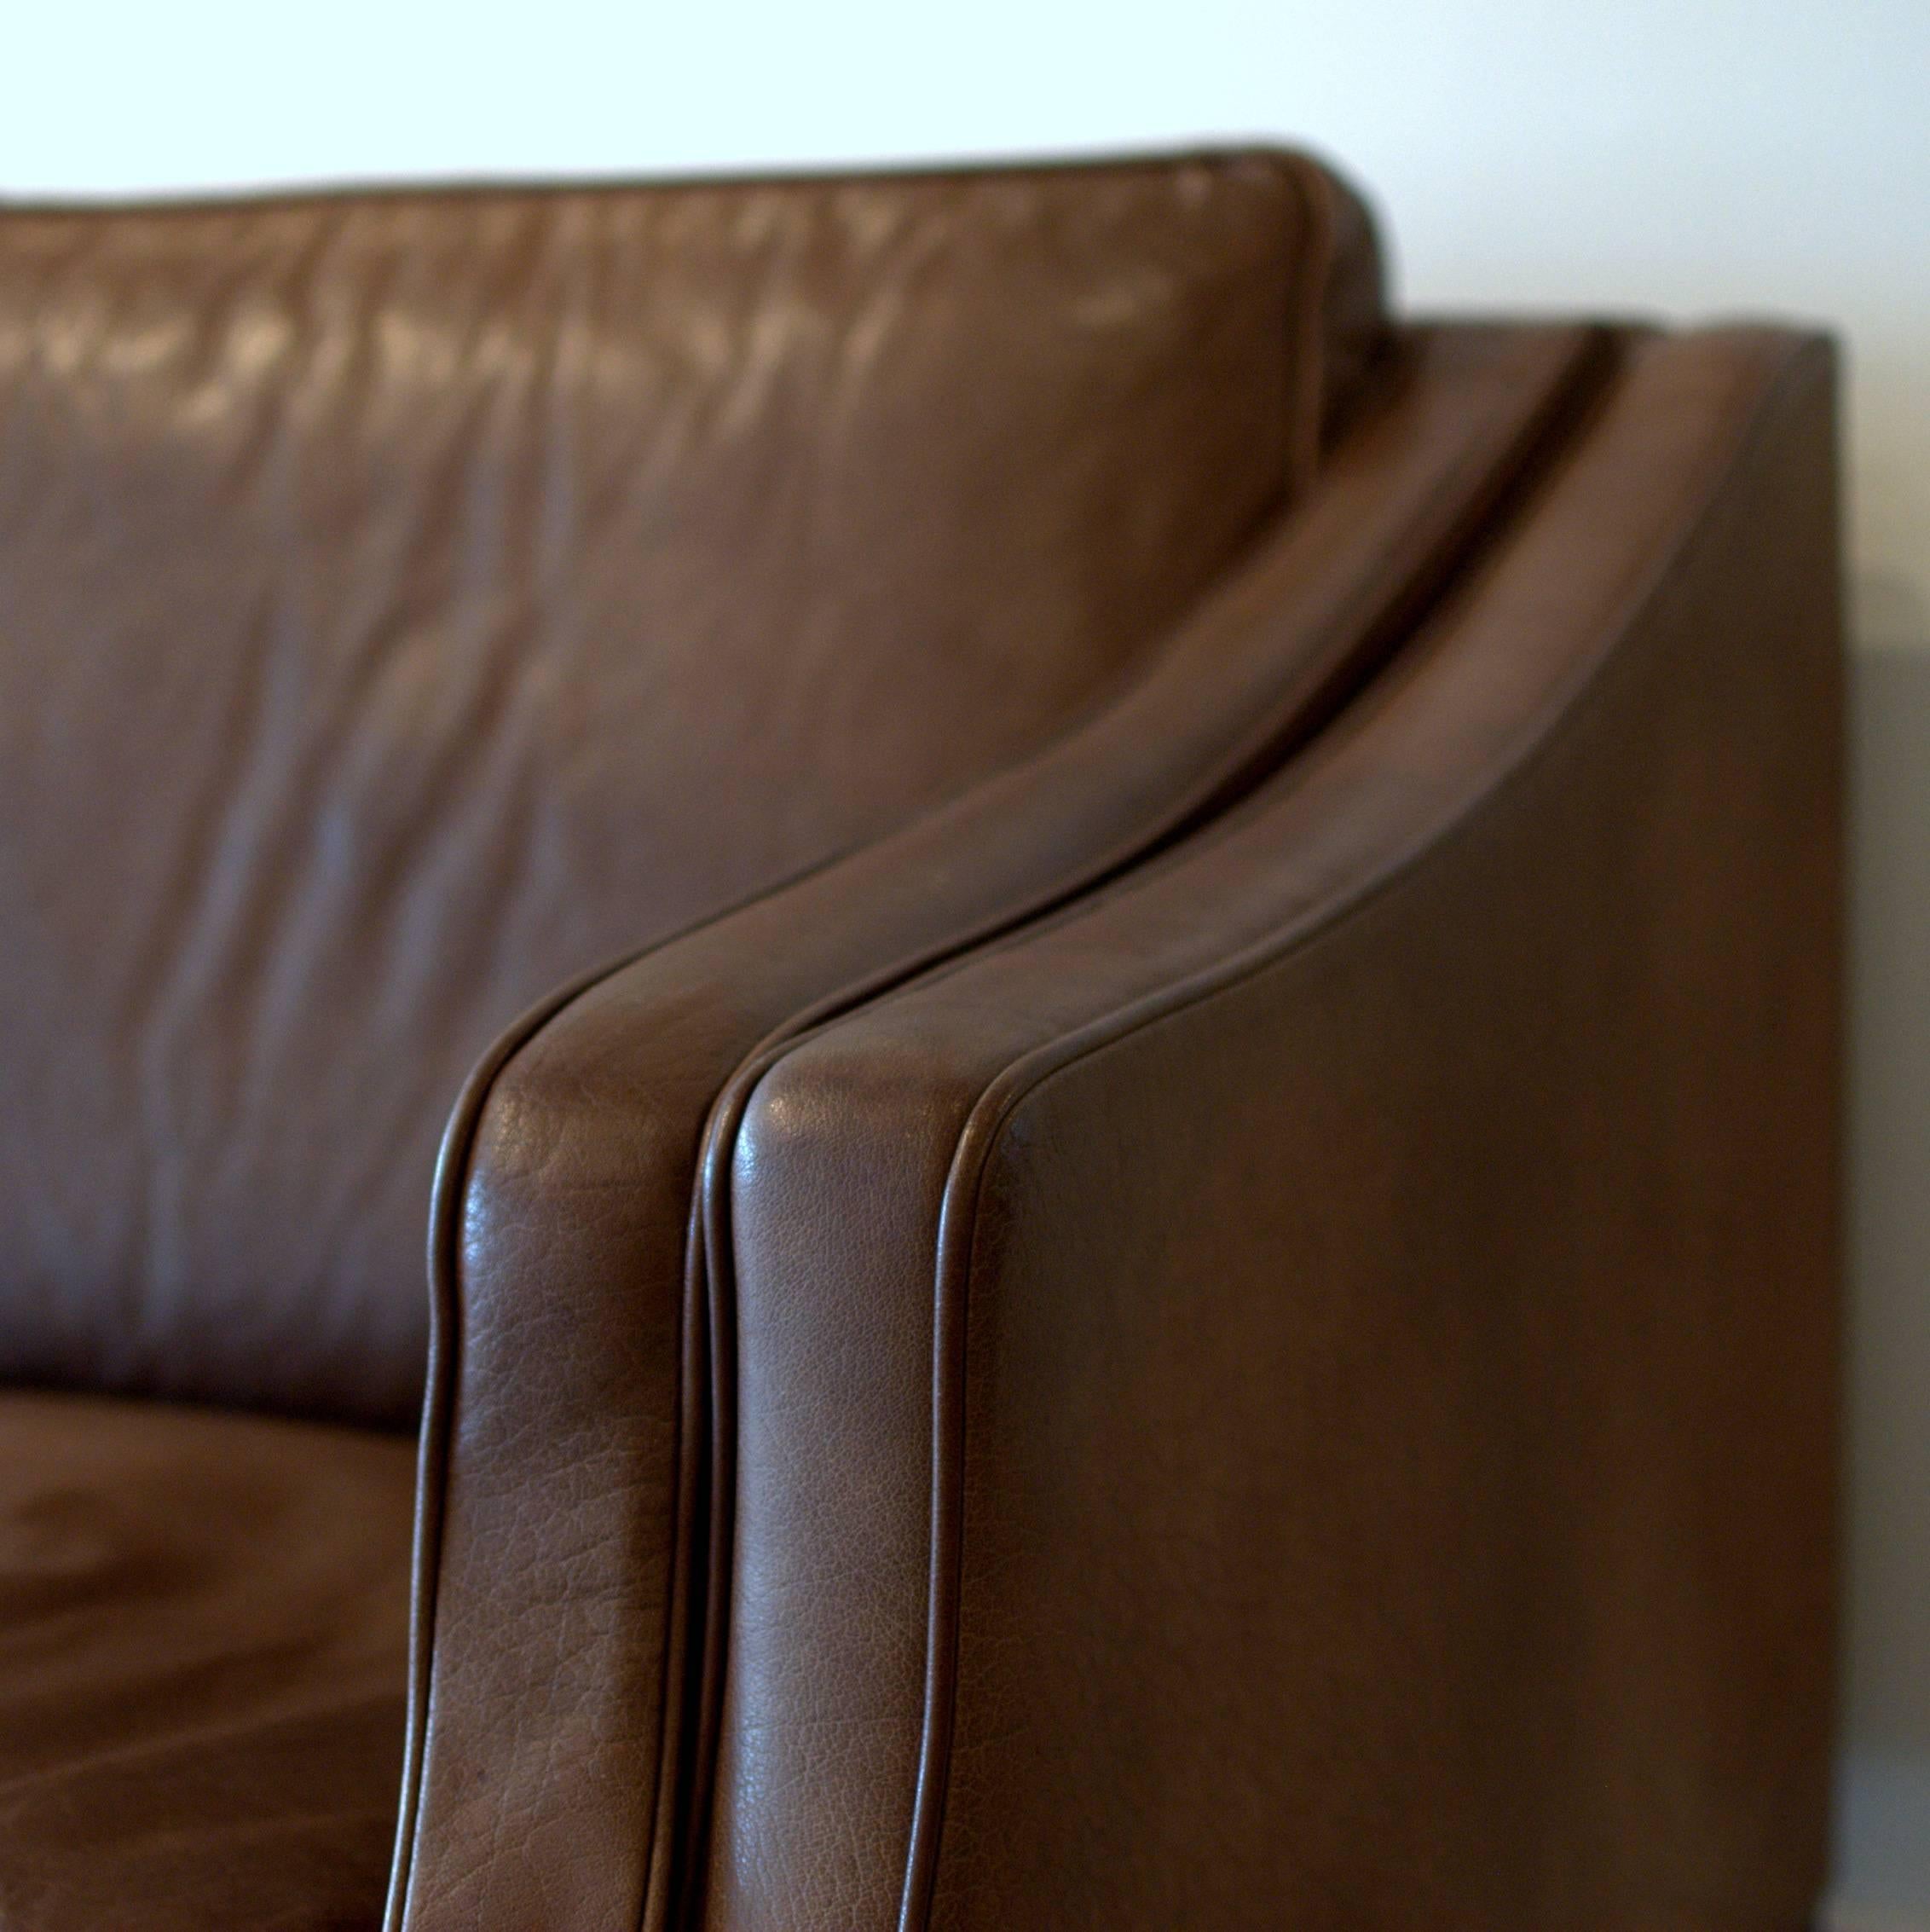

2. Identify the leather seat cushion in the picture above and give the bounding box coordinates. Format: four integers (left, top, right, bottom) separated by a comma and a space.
0, 1391, 411, 1929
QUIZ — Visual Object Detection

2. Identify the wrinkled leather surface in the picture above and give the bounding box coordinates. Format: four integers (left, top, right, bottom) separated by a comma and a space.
0, 151, 1376, 1425
0, 1391, 413, 1930
717, 329, 1840, 1928
398, 323, 1601, 1931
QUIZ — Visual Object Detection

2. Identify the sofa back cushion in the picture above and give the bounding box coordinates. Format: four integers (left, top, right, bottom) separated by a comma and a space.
0, 153, 1378, 1421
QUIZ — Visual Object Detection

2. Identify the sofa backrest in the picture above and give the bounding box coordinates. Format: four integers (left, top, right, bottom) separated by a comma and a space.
0, 153, 1380, 1421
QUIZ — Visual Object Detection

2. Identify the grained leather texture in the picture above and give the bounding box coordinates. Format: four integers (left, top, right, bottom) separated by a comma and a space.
0, 151, 1376, 1426
716, 329, 1840, 1929
397, 323, 1602, 1931
0, 1391, 413, 1930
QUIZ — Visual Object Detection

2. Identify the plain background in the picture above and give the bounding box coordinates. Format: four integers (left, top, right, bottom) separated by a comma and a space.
3, 2, 1924, 1923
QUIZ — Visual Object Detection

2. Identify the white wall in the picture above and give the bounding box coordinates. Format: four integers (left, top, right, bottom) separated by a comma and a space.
5, 2, 1925, 1919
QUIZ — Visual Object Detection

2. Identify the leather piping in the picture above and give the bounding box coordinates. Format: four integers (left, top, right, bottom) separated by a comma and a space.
887, 333, 1828, 1929
385, 957, 610, 1932
384, 856, 891, 1932
687, 333, 1620, 1926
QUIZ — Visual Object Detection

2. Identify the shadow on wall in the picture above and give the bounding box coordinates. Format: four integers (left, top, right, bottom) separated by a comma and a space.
1835, 573, 1930, 1919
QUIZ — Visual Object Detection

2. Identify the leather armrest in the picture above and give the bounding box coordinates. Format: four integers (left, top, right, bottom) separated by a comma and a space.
707, 328, 1842, 1927
386, 323, 1606, 1929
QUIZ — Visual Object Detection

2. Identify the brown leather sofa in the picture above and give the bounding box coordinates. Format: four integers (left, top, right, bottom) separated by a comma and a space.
0, 150, 1840, 1930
